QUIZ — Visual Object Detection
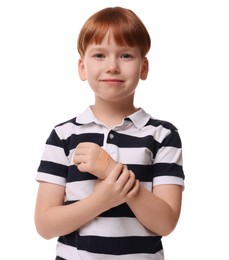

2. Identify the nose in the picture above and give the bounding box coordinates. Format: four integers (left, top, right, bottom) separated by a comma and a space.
106, 57, 120, 74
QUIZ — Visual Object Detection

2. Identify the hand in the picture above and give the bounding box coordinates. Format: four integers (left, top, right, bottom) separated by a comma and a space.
92, 163, 140, 210
74, 142, 117, 179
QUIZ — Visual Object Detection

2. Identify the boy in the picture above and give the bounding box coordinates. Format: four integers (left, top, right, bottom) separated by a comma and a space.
35, 6, 185, 260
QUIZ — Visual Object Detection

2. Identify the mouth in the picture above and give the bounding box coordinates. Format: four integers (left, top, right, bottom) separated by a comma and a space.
100, 79, 124, 83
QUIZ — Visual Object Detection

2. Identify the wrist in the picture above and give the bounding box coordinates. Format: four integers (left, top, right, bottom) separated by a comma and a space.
103, 158, 118, 179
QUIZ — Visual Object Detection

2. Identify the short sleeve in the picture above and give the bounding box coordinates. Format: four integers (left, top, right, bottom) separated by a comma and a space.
152, 130, 185, 187
36, 129, 69, 186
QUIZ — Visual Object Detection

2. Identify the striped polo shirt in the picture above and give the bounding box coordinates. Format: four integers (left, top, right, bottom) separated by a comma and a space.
36, 107, 185, 260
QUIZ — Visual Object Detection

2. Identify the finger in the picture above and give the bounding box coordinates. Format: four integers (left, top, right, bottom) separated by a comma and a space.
75, 147, 88, 156
75, 143, 90, 155
116, 165, 130, 185
75, 142, 85, 150
121, 170, 136, 193
73, 154, 86, 165
77, 142, 99, 149
107, 163, 123, 182
126, 179, 140, 200
77, 162, 88, 172
76, 142, 91, 148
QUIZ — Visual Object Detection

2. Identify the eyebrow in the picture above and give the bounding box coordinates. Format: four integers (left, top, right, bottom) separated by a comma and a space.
87, 45, 138, 53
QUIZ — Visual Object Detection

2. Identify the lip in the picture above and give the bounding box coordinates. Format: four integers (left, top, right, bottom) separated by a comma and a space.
100, 79, 124, 83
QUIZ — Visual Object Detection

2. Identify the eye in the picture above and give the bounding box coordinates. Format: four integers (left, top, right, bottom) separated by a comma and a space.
93, 53, 105, 58
120, 53, 132, 59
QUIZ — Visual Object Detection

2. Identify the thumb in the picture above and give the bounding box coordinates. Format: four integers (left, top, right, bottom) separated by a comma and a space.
77, 162, 88, 172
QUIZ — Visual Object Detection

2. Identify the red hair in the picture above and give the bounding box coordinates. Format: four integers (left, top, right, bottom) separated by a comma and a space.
77, 7, 151, 58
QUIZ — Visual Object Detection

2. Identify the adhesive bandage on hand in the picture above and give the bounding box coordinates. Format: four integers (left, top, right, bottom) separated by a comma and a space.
95, 149, 111, 171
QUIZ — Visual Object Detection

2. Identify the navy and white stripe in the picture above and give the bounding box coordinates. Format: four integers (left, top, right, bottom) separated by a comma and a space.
36, 107, 185, 259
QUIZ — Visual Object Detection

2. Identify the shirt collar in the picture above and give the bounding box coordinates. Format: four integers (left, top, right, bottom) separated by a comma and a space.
76, 107, 151, 129
75, 107, 96, 125
126, 108, 151, 129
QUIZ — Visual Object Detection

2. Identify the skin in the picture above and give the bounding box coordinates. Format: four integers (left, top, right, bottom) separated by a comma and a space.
35, 32, 183, 240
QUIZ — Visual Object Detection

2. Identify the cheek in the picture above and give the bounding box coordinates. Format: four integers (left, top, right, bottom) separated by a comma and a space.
129, 67, 142, 86
126, 61, 142, 75
85, 63, 101, 77
128, 66, 142, 79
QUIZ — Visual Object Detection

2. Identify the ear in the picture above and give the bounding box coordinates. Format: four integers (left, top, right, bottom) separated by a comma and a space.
140, 57, 149, 80
78, 58, 87, 81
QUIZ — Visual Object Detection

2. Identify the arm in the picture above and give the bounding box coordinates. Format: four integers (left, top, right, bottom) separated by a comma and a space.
127, 183, 183, 236
74, 142, 117, 179
35, 182, 106, 240
35, 164, 139, 239
74, 142, 183, 236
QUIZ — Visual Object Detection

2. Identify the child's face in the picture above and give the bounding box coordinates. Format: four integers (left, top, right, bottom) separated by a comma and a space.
78, 32, 148, 103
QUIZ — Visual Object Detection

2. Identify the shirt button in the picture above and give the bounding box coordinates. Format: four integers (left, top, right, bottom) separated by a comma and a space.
109, 133, 114, 139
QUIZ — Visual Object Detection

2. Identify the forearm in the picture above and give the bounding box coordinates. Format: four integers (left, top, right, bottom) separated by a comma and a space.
35, 193, 107, 240
127, 184, 181, 236
74, 142, 118, 179
93, 157, 181, 236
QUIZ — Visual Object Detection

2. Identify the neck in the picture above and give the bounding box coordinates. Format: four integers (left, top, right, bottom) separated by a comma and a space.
91, 99, 138, 128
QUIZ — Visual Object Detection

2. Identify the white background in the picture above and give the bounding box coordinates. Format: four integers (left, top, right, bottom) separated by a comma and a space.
0, 0, 228, 259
